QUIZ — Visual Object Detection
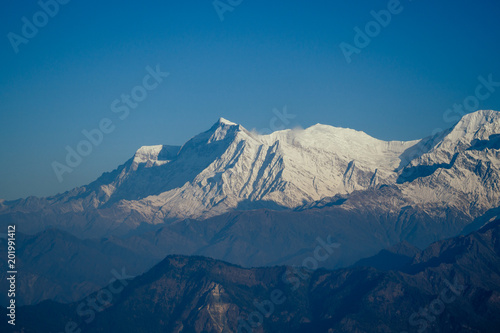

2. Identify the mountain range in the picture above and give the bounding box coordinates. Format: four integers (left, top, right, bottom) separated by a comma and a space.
1, 109, 500, 309
4, 217, 500, 333
3, 110, 499, 237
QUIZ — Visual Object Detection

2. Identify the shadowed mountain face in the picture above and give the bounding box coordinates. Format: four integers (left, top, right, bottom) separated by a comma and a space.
5, 220, 500, 333
353, 240, 421, 271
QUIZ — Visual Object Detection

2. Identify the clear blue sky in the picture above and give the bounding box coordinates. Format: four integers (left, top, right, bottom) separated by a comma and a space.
1, 0, 499, 200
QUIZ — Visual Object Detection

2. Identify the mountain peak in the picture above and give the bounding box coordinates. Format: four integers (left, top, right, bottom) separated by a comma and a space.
461, 109, 499, 121
132, 145, 180, 167
217, 117, 237, 126
437, 110, 500, 150
455, 110, 499, 132
133, 145, 164, 163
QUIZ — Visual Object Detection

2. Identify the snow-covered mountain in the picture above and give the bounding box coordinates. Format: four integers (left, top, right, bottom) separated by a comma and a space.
107, 117, 418, 221
399, 110, 500, 214
3, 110, 500, 306
1, 110, 500, 238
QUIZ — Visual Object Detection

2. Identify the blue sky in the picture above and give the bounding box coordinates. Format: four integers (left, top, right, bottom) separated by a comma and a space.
1, 0, 499, 200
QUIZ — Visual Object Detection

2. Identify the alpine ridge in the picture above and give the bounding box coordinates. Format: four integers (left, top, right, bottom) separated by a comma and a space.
2, 111, 499, 236
1, 110, 500, 239
2, 110, 500, 305
0, 113, 421, 234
